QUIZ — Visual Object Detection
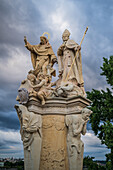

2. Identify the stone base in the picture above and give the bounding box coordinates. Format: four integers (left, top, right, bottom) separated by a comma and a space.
26, 96, 91, 170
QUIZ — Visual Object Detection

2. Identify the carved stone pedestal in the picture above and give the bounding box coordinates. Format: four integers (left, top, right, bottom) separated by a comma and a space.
40, 115, 68, 170
26, 96, 91, 170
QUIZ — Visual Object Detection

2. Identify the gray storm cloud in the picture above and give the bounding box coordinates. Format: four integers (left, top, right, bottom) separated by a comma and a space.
0, 0, 112, 159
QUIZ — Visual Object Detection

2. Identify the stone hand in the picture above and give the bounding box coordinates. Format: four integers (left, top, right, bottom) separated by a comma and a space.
77, 46, 81, 51
24, 36, 27, 44
83, 118, 89, 124
61, 44, 65, 49
52, 58, 57, 64
33, 85, 40, 89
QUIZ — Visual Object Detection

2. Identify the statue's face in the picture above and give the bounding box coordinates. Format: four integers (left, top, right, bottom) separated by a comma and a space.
30, 77, 35, 82
40, 37, 46, 44
62, 35, 69, 41
82, 112, 90, 121
27, 74, 35, 82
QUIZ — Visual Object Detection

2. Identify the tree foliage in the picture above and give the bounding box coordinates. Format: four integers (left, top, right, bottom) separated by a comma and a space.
4, 160, 24, 169
83, 156, 106, 170
101, 56, 113, 86
87, 56, 113, 168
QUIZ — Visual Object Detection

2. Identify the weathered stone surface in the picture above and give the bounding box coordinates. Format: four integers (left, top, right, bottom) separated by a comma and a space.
15, 105, 42, 170
40, 115, 69, 170
66, 108, 92, 170
57, 29, 86, 97
27, 96, 91, 115
15, 30, 92, 170
26, 97, 91, 170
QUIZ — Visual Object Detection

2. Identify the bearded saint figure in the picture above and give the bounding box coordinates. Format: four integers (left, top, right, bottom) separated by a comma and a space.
24, 34, 57, 77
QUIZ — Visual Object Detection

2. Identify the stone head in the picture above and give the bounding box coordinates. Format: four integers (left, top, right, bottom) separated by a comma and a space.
38, 72, 45, 80
27, 73, 36, 82
40, 36, 48, 44
81, 108, 92, 121
17, 88, 29, 104
62, 29, 70, 42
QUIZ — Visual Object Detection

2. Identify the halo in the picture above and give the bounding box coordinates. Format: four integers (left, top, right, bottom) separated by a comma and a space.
42, 32, 50, 40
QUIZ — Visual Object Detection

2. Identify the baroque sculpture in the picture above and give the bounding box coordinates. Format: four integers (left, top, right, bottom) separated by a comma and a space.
15, 105, 42, 170
15, 29, 92, 170
57, 29, 86, 97
66, 108, 92, 170
24, 35, 57, 77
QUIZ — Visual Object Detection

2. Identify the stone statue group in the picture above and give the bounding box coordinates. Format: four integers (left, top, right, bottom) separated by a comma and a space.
15, 29, 92, 170
17, 29, 86, 106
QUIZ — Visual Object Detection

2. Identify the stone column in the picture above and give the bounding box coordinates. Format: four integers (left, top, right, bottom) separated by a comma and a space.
27, 96, 91, 170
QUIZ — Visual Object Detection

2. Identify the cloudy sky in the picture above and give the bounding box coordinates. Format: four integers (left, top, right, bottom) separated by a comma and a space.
0, 0, 113, 160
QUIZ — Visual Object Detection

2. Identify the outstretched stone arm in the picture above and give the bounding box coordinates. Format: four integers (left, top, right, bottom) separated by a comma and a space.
33, 80, 45, 89
24, 36, 27, 44
24, 36, 35, 52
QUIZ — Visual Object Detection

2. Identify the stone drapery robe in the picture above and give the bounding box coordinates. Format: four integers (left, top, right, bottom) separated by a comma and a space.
26, 42, 56, 76
57, 39, 84, 86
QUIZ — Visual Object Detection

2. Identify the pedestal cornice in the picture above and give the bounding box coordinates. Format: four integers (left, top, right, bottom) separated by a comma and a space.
27, 96, 91, 115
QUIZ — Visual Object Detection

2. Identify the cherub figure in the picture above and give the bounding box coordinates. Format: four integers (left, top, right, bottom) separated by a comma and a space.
33, 74, 53, 105
16, 73, 38, 103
